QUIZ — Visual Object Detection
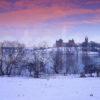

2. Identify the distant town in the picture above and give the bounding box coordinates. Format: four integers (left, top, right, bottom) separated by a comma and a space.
0, 37, 100, 78
56, 37, 100, 52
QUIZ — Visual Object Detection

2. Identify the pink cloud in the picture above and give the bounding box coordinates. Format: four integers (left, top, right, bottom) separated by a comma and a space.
86, 0, 100, 5
0, 6, 100, 28
0, 1, 11, 8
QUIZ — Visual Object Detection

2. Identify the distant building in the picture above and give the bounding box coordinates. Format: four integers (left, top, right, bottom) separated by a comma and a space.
56, 39, 63, 47
66, 39, 76, 47
82, 36, 90, 51
81, 36, 100, 52
56, 39, 76, 47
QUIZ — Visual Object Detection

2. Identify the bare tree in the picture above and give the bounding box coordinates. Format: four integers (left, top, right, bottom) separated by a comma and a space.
27, 43, 48, 78
65, 47, 78, 74
82, 49, 94, 77
0, 41, 25, 76
12, 44, 25, 76
51, 47, 63, 74
0, 42, 4, 75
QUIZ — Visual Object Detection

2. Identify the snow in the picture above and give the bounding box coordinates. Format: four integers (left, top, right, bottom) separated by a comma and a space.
0, 76, 100, 100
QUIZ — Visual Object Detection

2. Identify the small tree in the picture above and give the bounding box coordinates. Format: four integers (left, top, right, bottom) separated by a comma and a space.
51, 47, 63, 74
0, 41, 25, 76
65, 47, 78, 74
0, 42, 4, 75
82, 50, 94, 77
27, 44, 48, 78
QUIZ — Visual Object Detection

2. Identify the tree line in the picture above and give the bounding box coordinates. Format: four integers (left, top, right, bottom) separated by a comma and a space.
0, 41, 100, 78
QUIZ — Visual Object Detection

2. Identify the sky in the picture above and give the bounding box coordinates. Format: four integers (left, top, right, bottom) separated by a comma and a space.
0, 0, 100, 47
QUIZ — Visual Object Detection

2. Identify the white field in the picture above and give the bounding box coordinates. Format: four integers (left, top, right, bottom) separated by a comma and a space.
0, 76, 100, 100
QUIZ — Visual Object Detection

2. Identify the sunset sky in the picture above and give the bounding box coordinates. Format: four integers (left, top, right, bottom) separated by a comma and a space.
0, 0, 100, 46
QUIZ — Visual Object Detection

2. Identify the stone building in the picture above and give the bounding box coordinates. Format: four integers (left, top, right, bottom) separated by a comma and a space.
56, 39, 76, 47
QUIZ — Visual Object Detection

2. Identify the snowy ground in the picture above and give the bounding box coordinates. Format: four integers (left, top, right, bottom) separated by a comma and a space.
0, 76, 100, 100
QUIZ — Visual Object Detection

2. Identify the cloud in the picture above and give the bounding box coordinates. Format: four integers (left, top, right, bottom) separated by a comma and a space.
0, 5, 100, 28
86, 0, 100, 5
0, 0, 100, 46
0, 0, 100, 13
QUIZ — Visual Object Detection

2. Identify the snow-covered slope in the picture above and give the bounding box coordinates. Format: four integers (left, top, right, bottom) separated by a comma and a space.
0, 77, 100, 100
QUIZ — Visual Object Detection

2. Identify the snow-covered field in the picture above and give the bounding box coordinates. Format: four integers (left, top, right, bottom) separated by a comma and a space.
0, 76, 100, 100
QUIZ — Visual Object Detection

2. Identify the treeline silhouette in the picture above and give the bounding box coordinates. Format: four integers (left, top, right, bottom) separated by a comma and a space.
0, 40, 100, 78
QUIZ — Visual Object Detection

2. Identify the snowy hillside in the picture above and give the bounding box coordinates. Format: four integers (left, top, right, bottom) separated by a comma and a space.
0, 77, 100, 100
